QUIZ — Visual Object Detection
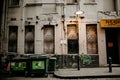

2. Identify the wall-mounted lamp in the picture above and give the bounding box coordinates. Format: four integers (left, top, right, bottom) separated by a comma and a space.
75, 10, 84, 19
75, 10, 84, 15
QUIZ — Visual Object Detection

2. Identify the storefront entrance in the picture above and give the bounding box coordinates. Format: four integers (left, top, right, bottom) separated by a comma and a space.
105, 29, 120, 64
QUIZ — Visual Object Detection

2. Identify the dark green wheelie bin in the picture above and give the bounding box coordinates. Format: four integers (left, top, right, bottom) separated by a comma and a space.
48, 57, 56, 73
29, 55, 49, 77
10, 57, 29, 76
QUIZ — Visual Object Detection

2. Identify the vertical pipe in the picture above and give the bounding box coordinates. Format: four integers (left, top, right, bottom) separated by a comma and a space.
116, 0, 120, 15
21, 0, 25, 54
76, 0, 81, 71
76, 14, 80, 70
114, 0, 119, 16
2, 0, 8, 53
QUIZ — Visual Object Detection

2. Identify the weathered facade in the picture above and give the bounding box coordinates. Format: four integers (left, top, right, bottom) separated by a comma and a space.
1, 0, 120, 68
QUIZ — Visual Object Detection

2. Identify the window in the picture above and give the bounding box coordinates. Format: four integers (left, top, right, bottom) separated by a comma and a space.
44, 25, 54, 54
8, 26, 18, 52
67, 24, 79, 54
9, 0, 20, 7
86, 24, 98, 54
25, 26, 34, 54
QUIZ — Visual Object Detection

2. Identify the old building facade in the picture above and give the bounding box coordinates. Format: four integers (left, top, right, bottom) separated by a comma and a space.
1, 0, 120, 68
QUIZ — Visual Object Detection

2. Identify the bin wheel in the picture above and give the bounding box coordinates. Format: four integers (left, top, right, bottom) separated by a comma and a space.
31, 74, 34, 77
45, 73, 48, 77
9, 71, 12, 76
25, 71, 28, 77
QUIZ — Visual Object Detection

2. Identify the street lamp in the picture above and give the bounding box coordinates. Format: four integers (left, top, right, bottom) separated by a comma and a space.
75, 10, 84, 70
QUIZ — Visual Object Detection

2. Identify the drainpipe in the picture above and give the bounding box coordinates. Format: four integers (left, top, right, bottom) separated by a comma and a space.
115, 0, 119, 16
117, 0, 120, 16
20, 0, 25, 54
2, 0, 8, 53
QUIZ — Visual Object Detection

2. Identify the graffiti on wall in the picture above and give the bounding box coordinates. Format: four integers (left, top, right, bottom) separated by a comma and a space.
80, 54, 92, 65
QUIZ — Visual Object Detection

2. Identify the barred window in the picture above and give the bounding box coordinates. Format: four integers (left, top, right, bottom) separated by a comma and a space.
67, 24, 79, 54
25, 26, 35, 54
86, 24, 98, 54
8, 26, 18, 52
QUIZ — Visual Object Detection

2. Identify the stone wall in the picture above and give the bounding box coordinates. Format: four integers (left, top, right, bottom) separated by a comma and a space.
54, 54, 99, 69
1, 53, 99, 69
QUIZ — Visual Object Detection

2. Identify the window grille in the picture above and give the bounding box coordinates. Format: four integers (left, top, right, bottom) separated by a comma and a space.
86, 24, 98, 54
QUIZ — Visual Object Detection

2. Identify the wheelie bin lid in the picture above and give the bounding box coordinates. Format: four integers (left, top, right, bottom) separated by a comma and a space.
29, 54, 49, 59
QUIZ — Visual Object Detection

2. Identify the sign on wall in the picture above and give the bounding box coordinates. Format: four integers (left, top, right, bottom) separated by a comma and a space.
100, 19, 120, 28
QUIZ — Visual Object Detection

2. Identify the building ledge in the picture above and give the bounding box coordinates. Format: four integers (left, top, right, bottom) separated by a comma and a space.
66, 3, 78, 5
25, 3, 65, 6
25, 3, 42, 6
84, 2, 97, 5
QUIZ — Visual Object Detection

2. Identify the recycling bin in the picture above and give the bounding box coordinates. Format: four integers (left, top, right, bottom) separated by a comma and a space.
29, 55, 49, 77
10, 58, 29, 76
48, 57, 56, 73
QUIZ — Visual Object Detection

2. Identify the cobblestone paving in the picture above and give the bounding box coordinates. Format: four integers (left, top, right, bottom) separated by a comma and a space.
4, 68, 120, 80
5, 77, 120, 80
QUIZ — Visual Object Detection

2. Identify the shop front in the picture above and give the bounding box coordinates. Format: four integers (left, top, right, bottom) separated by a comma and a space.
100, 19, 120, 65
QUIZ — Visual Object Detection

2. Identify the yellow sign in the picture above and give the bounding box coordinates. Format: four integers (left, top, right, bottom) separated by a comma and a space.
100, 19, 120, 28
